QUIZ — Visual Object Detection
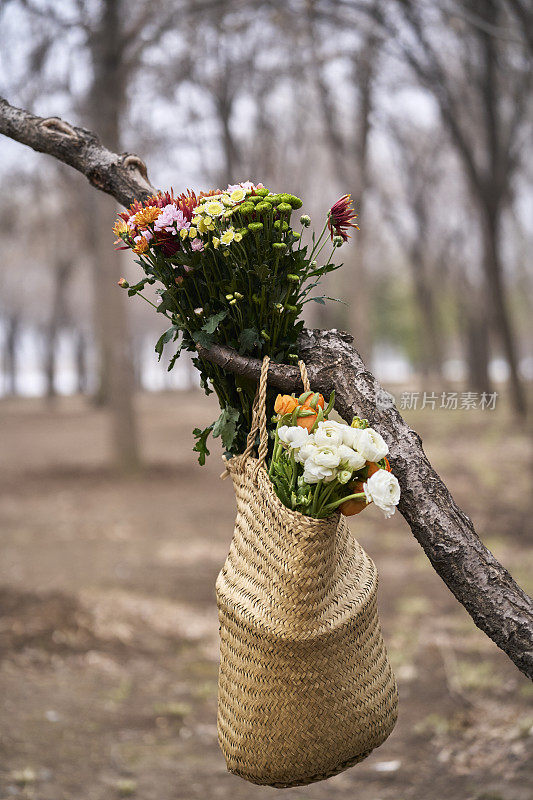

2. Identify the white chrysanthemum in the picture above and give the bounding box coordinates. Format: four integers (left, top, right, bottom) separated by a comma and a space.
363, 469, 400, 518
229, 188, 247, 204
354, 428, 389, 462
204, 200, 225, 217
277, 426, 309, 449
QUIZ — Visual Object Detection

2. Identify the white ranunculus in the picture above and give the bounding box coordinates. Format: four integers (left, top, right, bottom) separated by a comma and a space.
277, 425, 309, 449
295, 440, 318, 464
363, 469, 400, 518
354, 427, 389, 462
314, 421, 344, 448
302, 461, 335, 484
311, 446, 342, 469
341, 425, 363, 449
338, 444, 366, 471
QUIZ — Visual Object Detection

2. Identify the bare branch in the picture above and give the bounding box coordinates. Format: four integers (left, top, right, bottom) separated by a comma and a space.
0, 97, 153, 208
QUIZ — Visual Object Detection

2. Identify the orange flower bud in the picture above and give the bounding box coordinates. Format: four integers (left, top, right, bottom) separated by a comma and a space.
274, 394, 298, 415
301, 392, 324, 411
296, 413, 317, 432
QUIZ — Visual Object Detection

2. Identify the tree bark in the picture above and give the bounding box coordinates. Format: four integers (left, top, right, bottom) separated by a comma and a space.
0, 97, 531, 679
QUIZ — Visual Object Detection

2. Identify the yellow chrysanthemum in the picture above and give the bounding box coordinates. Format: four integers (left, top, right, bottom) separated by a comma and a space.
204, 200, 225, 217
180, 228, 189, 240
192, 215, 202, 226
133, 206, 161, 227
133, 236, 149, 254
188, 227, 197, 238
234, 232, 243, 242
212, 237, 220, 249
220, 227, 235, 246
229, 188, 246, 204
113, 219, 128, 236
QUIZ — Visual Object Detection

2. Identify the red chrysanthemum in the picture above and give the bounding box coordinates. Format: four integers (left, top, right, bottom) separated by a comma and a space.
327, 194, 358, 241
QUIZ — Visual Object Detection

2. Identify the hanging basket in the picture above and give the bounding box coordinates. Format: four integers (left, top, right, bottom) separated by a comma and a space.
216, 357, 398, 788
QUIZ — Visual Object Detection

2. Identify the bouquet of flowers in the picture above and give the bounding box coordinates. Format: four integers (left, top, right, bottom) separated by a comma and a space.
269, 389, 400, 519
113, 179, 400, 519
113, 181, 354, 462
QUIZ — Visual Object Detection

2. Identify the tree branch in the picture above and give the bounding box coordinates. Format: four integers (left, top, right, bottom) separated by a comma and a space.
1, 97, 531, 680
199, 331, 533, 680
0, 97, 153, 207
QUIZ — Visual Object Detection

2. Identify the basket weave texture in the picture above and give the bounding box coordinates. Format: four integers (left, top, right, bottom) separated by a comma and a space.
216, 452, 399, 787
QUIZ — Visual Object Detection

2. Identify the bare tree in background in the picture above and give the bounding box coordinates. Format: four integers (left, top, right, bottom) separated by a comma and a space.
382, 0, 530, 415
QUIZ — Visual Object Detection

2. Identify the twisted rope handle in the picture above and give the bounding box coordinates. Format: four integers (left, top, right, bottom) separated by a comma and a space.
222, 355, 311, 480
242, 356, 270, 472
298, 359, 310, 393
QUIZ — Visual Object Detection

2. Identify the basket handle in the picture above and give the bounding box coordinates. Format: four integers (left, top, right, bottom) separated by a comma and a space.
241, 356, 311, 475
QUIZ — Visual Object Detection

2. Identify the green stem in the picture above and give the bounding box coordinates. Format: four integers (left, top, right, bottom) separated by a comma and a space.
321, 492, 366, 515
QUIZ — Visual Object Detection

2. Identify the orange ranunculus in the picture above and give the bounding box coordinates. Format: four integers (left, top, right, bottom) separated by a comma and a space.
274, 394, 298, 416
339, 480, 367, 516
296, 413, 317, 432
300, 392, 325, 411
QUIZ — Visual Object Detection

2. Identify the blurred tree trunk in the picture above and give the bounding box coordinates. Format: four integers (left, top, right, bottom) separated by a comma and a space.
3, 315, 19, 396
74, 329, 88, 395
409, 241, 444, 381
85, 0, 140, 470
44, 259, 73, 400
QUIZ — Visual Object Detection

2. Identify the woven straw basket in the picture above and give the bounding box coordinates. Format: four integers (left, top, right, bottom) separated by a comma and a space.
216, 357, 398, 788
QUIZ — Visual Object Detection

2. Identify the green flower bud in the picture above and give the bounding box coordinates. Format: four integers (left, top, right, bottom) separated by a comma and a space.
273, 220, 289, 231
255, 202, 272, 214
248, 222, 264, 232
287, 274, 300, 282
238, 203, 255, 216
288, 195, 303, 209
272, 242, 286, 251
285, 304, 298, 312
261, 330, 270, 341
254, 187, 269, 197
292, 231, 301, 239
264, 194, 281, 204
229, 298, 237, 305
225, 294, 233, 300
288, 353, 299, 361
234, 291, 244, 300
248, 195, 262, 203
333, 235, 344, 247
276, 202, 292, 214
300, 214, 311, 227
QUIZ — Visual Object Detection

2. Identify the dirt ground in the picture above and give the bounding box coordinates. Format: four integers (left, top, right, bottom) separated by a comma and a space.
0, 390, 532, 800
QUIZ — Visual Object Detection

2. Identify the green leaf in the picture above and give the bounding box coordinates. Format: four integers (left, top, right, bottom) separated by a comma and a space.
155, 325, 179, 361
239, 327, 261, 354
192, 425, 213, 466
212, 406, 240, 451
202, 310, 228, 335
192, 329, 214, 349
